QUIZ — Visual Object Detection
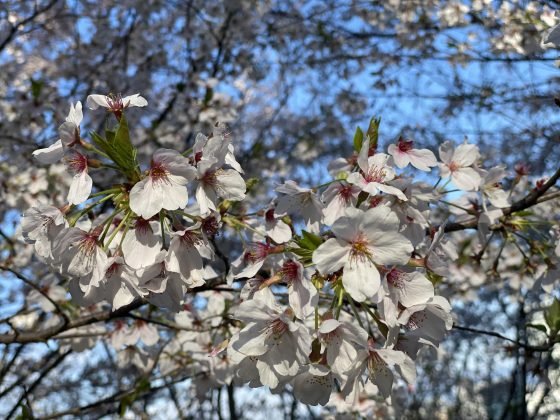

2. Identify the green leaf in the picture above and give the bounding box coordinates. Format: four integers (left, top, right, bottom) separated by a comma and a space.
118, 378, 150, 417
113, 116, 136, 165
353, 126, 364, 152
355, 191, 369, 208
91, 116, 139, 181
30, 78, 43, 100
297, 230, 323, 250
526, 323, 548, 334
545, 298, 560, 336
511, 210, 534, 217
16, 404, 34, 420
203, 87, 214, 105
366, 116, 381, 149
288, 247, 313, 258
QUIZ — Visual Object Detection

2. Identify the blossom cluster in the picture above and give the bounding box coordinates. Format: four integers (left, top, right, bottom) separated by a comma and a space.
22, 95, 540, 410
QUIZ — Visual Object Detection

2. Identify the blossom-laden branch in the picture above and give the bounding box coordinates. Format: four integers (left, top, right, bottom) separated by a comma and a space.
445, 165, 560, 233
5, 92, 558, 414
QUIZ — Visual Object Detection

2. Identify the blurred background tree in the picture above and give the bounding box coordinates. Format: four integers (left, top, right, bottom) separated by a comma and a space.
1, 1, 560, 418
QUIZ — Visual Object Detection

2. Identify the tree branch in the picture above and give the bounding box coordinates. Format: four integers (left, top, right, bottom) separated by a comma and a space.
444, 167, 560, 233
452, 325, 554, 352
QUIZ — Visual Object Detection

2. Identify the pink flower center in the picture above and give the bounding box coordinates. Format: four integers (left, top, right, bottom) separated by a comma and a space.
369, 196, 383, 208
201, 170, 218, 186
106, 261, 121, 277
406, 312, 427, 330
149, 161, 170, 184
514, 163, 530, 176
364, 166, 386, 183
448, 161, 459, 172
135, 218, 152, 234
337, 184, 355, 203
397, 138, 414, 153
244, 243, 270, 264
350, 234, 370, 259
265, 208, 275, 223
266, 318, 288, 339
66, 151, 88, 174
386, 268, 405, 289
321, 328, 341, 344
367, 351, 387, 375
202, 216, 220, 237
180, 230, 201, 246
107, 94, 125, 111
78, 234, 98, 257
280, 260, 300, 285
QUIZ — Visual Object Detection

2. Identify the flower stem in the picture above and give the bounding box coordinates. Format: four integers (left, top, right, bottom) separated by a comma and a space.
104, 211, 132, 251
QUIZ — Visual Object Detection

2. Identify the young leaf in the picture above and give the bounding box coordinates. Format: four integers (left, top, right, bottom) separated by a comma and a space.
353, 126, 364, 152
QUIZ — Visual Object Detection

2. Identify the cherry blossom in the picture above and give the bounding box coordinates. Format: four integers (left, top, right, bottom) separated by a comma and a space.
66, 150, 93, 205
387, 137, 437, 171
86, 93, 147, 118
32, 101, 83, 164
347, 140, 407, 201
312, 206, 413, 302
275, 181, 324, 232
438, 140, 481, 191
129, 149, 196, 218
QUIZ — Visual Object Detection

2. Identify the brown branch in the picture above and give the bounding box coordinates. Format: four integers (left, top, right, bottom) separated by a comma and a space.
452, 325, 554, 352
0, 300, 145, 344
0, 0, 60, 53
36, 369, 206, 419
444, 167, 560, 233
0, 281, 234, 344
5, 349, 72, 419
0, 266, 69, 325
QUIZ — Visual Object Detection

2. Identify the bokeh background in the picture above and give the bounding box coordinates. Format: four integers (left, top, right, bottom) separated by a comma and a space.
1, 1, 560, 418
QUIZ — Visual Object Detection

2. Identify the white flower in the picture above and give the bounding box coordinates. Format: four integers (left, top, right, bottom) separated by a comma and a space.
438, 140, 481, 191
397, 296, 453, 347
387, 138, 437, 171
318, 317, 368, 375
21, 205, 67, 259
33, 102, 83, 164
121, 219, 162, 269
384, 268, 434, 308
137, 251, 186, 311
264, 207, 292, 243
341, 342, 416, 400
194, 134, 246, 214
126, 320, 160, 346
312, 207, 413, 302
193, 130, 244, 173
165, 224, 211, 287
346, 142, 407, 201
380, 268, 434, 327
321, 181, 360, 226
69, 255, 141, 310
292, 364, 334, 406
479, 165, 510, 208
278, 259, 318, 319
275, 181, 324, 232
86, 93, 147, 117
227, 242, 277, 284
425, 225, 459, 277
102, 256, 144, 310
229, 299, 312, 388
543, 14, 560, 47
52, 227, 107, 278
129, 149, 196, 219
66, 150, 92, 205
